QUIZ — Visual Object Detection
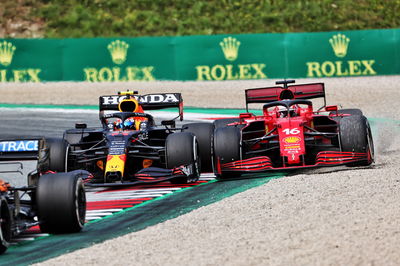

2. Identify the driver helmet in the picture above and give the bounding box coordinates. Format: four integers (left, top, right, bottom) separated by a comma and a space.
276, 105, 287, 117
278, 105, 299, 118
123, 119, 136, 130
107, 118, 122, 131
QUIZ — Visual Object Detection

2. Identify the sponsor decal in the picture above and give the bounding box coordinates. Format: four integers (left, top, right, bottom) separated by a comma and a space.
306, 33, 377, 78
0, 41, 42, 82
283, 136, 301, 144
0, 140, 39, 152
137, 132, 148, 141
101, 93, 180, 105
180, 165, 193, 176
109, 140, 126, 155
84, 39, 156, 82
196, 36, 267, 81
284, 145, 301, 150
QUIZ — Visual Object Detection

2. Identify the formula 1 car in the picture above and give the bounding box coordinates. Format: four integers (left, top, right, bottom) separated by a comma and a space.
48, 91, 213, 187
213, 80, 374, 179
0, 138, 88, 254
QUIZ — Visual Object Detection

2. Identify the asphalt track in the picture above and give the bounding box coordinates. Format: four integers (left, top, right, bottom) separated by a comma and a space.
0, 107, 286, 265
0, 108, 100, 138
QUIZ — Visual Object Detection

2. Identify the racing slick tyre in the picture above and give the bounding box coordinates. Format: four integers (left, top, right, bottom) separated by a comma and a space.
339, 115, 374, 166
213, 126, 242, 179
183, 123, 214, 172
331, 108, 363, 116
37, 170, 88, 234
166, 132, 200, 184
46, 138, 67, 172
213, 118, 240, 129
338, 108, 363, 116
0, 197, 11, 255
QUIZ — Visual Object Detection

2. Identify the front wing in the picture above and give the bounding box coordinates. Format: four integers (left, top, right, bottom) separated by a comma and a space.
84, 165, 197, 187
216, 151, 371, 174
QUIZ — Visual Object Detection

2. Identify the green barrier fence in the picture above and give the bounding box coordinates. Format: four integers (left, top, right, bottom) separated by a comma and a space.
0, 28, 399, 82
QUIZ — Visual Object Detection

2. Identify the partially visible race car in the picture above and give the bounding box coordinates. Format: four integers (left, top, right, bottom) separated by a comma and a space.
0, 138, 88, 254
213, 80, 374, 179
48, 91, 213, 187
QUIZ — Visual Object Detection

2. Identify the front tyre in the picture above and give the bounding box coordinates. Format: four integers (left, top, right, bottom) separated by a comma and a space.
166, 132, 200, 184
37, 170, 88, 234
0, 198, 11, 255
213, 126, 242, 179
182, 123, 214, 172
339, 115, 374, 166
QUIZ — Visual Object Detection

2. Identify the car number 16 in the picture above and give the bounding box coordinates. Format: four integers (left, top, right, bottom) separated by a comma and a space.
282, 128, 300, 135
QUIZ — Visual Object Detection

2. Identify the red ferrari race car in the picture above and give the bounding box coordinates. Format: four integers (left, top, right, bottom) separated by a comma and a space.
213, 79, 374, 178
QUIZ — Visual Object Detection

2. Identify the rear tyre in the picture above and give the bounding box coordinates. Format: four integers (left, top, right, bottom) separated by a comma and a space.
37, 170, 88, 234
166, 132, 200, 184
213, 126, 242, 179
46, 138, 67, 172
339, 115, 374, 166
331, 108, 363, 116
213, 118, 239, 129
0, 198, 11, 255
182, 123, 214, 172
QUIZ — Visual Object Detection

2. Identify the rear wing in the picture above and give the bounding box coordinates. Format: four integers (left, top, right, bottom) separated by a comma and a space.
0, 138, 47, 186
245, 82, 326, 111
99, 93, 183, 120
0, 138, 43, 161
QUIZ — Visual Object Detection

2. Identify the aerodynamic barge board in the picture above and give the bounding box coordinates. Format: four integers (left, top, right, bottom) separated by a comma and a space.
1, 172, 284, 265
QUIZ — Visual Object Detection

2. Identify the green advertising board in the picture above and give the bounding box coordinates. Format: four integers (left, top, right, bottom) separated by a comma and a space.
0, 28, 399, 82
62, 37, 175, 82
0, 39, 62, 82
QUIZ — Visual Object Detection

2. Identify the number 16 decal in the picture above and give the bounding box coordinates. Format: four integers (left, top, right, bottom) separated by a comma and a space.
282, 128, 300, 135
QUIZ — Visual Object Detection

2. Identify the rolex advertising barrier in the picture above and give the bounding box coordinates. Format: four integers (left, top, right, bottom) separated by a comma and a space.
0, 28, 399, 82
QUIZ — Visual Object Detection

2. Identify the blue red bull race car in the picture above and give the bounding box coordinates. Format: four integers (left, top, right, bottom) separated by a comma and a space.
213, 80, 374, 178
47, 91, 213, 187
